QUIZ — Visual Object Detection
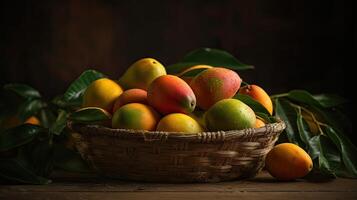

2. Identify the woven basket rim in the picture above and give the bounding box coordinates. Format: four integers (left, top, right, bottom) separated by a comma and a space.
68, 119, 285, 143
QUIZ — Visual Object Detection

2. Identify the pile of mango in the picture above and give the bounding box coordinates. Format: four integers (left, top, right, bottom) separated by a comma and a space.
82, 58, 272, 133
80, 58, 313, 181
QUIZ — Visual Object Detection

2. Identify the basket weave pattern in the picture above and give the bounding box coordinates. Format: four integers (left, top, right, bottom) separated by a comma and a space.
69, 121, 285, 183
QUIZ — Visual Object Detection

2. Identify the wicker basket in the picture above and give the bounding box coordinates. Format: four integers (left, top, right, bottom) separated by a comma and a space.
68, 120, 285, 183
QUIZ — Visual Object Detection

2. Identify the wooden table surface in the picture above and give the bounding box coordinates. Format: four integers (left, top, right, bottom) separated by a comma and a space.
1, 171, 357, 200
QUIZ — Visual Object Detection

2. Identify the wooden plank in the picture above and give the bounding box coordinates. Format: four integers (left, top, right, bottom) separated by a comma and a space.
1, 172, 357, 200
1, 192, 357, 200
1, 172, 357, 193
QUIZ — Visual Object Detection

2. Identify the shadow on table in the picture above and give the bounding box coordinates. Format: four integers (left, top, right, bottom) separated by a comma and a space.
247, 170, 335, 183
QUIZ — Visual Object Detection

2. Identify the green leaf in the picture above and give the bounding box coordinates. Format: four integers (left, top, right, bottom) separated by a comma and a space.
0, 158, 51, 184
287, 90, 322, 107
296, 114, 340, 176
307, 136, 323, 161
313, 94, 347, 108
54, 70, 105, 108
53, 144, 91, 173
0, 124, 43, 151
166, 48, 254, 74
51, 95, 83, 109
255, 112, 277, 124
3, 83, 41, 99
296, 111, 314, 148
69, 107, 111, 123
311, 106, 346, 136
50, 109, 69, 135
310, 135, 341, 177
324, 126, 357, 178
308, 137, 332, 177
63, 70, 105, 101
38, 108, 57, 129
234, 94, 271, 116
18, 137, 54, 177
295, 109, 338, 175
17, 99, 44, 121
287, 90, 347, 108
319, 136, 341, 172
274, 98, 304, 146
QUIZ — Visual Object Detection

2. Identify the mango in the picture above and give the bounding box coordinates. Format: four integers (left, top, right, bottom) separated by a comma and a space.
147, 75, 196, 115
204, 99, 256, 131
24, 116, 41, 126
255, 118, 265, 128
239, 84, 273, 115
119, 58, 166, 90
112, 103, 159, 131
112, 89, 147, 113
83, 78, 123, 113
265, 143, 313, 180
156, 113, 203, 133
190, 67, 242, 110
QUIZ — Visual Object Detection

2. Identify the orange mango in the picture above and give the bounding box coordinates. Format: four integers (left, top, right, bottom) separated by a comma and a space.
265, 143, 313, 180
239, 84, 273, 115
255, 118, 265, 128
112, 89, 147, 113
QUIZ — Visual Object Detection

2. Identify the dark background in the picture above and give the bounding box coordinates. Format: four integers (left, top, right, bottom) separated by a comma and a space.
0, 0, 354, 100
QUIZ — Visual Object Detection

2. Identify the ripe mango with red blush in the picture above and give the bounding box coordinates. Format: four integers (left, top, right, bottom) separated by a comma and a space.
190, 67, 242, 110
147, 75, 196, 115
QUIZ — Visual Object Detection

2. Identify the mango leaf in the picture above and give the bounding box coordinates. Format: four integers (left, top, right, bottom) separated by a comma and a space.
166, 48, 254, 74
255, 112, 276, 124
38, 108, 56, 129
52, 95, 82, 109
3, 83, 41, 99
324, 126, 357, 178
53, 144, 91, 173
274, 98, 304, 146
296, 112, 340, 176
296, 112, 314, 148
310, 135, 341, 177
18, 137, 53, 177
319, 136, 341, 172
17, 99, 44, 121
53, 70, 105, 108
50, 109, 69, 135
0, 158, 51, 184
287, 90, 347, 108
69, 107, 111, 123
234, 94, 271, 116
307, 136, 322, 161
311, 106, 347, 138
0, 124, 43, 151
63, 70, 105, 101
313, 94, 347, 108
287, 90, 322, 107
